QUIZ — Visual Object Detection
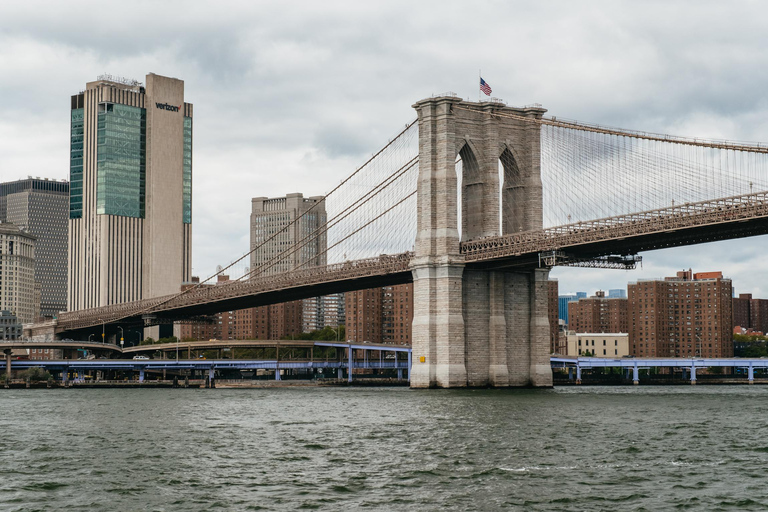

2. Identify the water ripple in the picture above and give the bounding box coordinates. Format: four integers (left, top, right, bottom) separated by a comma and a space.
0, 386, 765, 510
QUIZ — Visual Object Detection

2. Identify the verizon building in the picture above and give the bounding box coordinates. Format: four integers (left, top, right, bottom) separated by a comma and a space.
68, 73, 192, 310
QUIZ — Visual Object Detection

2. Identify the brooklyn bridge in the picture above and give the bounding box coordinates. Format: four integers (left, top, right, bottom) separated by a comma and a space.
28, 94, 768, 388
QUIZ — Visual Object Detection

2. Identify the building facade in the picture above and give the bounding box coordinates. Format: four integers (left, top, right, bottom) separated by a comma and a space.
322, 293, 345, 330
346, 283, 413, 345
250, 193, 327, 333
0, 178, 69, 318
557, 291, 587, 325
628, 270, 733, 358
567, 290, 629, 335
382, 284, 413, 344
0, 310, 22, 340
733, 293, 768, 334
566, 332, 630, 357
346, 288, 383, 344
68, 73, 192, 310
0, 223, 38, 324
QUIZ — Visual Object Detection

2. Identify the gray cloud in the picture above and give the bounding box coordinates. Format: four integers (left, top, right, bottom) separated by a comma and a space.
4, 0, 768, 296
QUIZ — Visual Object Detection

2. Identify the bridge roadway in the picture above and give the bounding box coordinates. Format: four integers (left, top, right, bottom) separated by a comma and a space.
47, 190, 768, 336
552, 356, 768, 384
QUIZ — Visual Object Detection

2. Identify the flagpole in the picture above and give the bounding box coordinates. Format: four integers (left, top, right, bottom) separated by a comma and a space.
478, 69, 481, 102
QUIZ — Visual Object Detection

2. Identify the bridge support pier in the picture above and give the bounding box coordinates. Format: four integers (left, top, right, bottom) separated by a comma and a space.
749, 364, 754, 384
576, 364, 582, 385
139, 369, 145, 383
463, 268, 553, 387
3, 348, 11, 386
690, 365, 697, 385
633, 364, 639, 385
410, 96, 551, 388
348, 346, 353, 383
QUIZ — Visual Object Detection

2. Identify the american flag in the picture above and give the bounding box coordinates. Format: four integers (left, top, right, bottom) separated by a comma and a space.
480, 77, 492, 96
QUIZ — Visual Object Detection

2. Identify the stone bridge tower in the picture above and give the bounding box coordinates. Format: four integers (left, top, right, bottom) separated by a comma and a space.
409, 96, 552, 388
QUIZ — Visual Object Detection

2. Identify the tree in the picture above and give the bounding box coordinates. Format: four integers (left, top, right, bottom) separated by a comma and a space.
744, 344, 768, 358
21, 367, 52, 382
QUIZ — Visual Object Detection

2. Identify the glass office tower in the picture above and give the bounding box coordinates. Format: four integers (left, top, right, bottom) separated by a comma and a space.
68, 73, 192, 310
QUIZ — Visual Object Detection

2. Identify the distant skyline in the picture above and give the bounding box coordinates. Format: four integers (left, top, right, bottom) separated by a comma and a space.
3, 1, 768, 297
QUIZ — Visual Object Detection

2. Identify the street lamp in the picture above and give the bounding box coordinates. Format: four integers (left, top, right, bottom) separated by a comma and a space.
117, 326, 124, 348
88, 334, 94, 342
98, 318, 105, 344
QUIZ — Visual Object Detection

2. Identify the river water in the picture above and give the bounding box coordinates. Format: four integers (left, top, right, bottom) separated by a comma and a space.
2, 386, 768, 511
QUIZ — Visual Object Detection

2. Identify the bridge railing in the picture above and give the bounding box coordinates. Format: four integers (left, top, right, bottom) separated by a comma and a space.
461, 191, 768, 261
58, 252, 414, 330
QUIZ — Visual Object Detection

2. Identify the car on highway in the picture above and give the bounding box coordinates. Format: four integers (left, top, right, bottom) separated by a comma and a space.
132, 355, 150, 360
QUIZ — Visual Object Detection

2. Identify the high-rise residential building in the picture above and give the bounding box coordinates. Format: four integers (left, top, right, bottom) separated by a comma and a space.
0, 223, 38, 324
567, 290, 629, 335
733, 293, 768, 334
382, 284, 413, 344
345, 283, 413, 345
68, 73, 193, 310
628, 270, 733, 358
557, 292, 586, 325
322, 293, 345, 330
250, 193, 327, 334
303, 297, 324, 333
346, 288, 384, 344
0, 178, 69, 318
733, 293, 751, 331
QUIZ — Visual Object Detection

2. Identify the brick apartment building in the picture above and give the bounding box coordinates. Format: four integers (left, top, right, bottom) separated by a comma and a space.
346, 283, 412, 344
175, 274, 305, 341
629, 270, 733, 358
567, 290, 629, 335
733, 293, 768, 334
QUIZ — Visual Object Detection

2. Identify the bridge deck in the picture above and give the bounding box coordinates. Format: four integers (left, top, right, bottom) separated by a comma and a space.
37, 191, 768, 336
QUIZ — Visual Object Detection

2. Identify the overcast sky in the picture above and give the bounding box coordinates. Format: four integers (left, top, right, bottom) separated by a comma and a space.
3, 0, 768, 297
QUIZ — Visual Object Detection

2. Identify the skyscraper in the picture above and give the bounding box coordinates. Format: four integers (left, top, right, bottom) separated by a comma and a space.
250, 193, 326, 336
0, 223, 38, 324
68, 73, 192, 310
0, 178, 69, 317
